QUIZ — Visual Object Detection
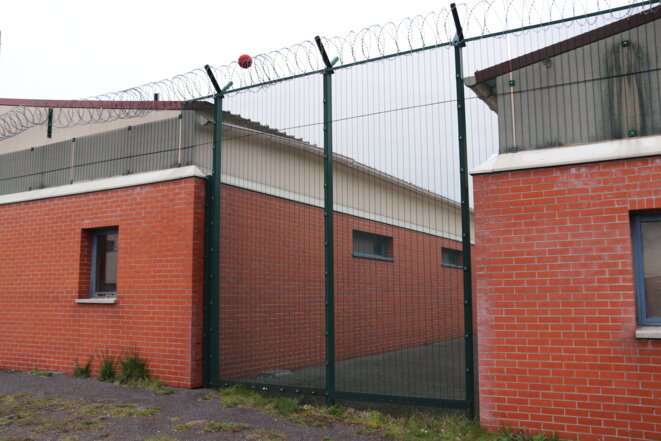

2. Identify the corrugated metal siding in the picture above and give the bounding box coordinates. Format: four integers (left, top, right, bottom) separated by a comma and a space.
40, 141, 72, 188
0, 112, 212, 196
184, 110, 213, 173
497, 19, 661, 153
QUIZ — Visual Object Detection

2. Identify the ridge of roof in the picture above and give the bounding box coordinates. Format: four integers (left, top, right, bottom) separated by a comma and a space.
474, 6, 661, 84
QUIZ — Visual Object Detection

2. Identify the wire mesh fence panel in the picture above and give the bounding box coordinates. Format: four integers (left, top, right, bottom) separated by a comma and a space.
217, 75, 326, 391
330, 47, 467, 401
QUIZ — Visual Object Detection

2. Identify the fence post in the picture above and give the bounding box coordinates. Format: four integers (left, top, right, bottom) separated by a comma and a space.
203, 92, 223, 388
316, 36, 337, 406
203, 65, 232, 388
451, 3, 475, 419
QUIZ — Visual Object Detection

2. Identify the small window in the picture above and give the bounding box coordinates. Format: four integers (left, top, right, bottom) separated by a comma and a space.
352, 230, 394, 261
632, 214, 661, 326
442, 247, 463, 269
91, 228, 119, 298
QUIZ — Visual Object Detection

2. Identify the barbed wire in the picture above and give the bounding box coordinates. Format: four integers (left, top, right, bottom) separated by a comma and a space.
0, 0, 656, 141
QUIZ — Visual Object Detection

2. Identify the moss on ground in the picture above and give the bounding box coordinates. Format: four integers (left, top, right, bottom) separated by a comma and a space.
0, 391, 160, 440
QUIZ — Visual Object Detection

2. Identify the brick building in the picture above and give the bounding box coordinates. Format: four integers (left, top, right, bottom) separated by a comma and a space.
469, 8, 661, 441
0, 98, 466, 389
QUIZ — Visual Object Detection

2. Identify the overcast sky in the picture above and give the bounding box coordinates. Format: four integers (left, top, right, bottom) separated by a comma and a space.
1, 0, 632, 100
0, 0, 451, 100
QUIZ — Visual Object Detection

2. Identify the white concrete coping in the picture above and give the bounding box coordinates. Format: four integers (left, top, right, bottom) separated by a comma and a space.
471, 135, 661, 175
75, 298, 117, 305
635, 326, 661, 339
0, 165, 207, 205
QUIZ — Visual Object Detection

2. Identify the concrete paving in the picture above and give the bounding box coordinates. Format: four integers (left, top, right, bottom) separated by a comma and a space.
244, 338, 466, 400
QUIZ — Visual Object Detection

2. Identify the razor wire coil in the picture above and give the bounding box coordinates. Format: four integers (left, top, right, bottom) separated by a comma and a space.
0, 0, 656, 141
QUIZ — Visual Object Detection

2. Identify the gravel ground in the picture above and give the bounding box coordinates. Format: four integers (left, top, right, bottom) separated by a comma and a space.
0, 370, 383, 441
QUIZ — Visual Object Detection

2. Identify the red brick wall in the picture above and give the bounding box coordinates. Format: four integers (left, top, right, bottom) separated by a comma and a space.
473, 157, 661, 441
0, 176, 464, 388
219, 185, 464, 380
0, 177, 206, 388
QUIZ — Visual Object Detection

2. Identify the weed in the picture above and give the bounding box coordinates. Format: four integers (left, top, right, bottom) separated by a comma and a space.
246, 428, 285, 441
116, 352, 149, 386
356, 427, 377, 435
153, 388, 175, 396
97, 352, 115, 382
29, 369, 52, 377
218, 386, 268, 409
70, 420, 104, 431
172, 419, 247, 434
272, 396, 298, 415
200, 391, 222, 401
288, 415, 305, 424
492, 429, 559, 441
202, 421, 248, 433
143, 436, 180, 441
73, 357, 93, 379
173, 420, 204, 431
142, 379, 164, 389
326, 405, 346, 417
75, 402, 159, 418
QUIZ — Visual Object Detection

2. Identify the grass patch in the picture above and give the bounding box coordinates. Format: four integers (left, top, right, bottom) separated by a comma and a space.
218, 386, 270, 409
153, 388, 175, 396
209, 386, 560, 441
202, 421, 248, 433
96, 352, 115, 382
0, 394, 106, 435
246, 428, 286, 441
142, 379, 164, 389
0, 391, 165, 440
116, 352, 149, 386
272, 397, 298, 415
28, 369, 52, 378
492, 430, 559, 441
74, 402, 159, 418
143, 436, 180, 441
173, 420, 204, 431
173, 419, 248, 434
73, 358, 93, 379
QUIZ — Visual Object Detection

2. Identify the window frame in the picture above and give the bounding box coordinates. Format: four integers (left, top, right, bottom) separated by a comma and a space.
90, 227, 119, 298
351, 230, 394, 262
441, 247, 464, 269
631, 213, 661, 326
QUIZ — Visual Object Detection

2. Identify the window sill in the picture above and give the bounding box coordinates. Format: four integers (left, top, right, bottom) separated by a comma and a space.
75, 298, 117, 305
635, 326, 661, 339
352, 252, 394, 262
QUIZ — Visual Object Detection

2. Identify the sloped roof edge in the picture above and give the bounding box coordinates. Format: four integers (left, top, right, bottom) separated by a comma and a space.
0, 98, 212, 111
474, 6, 661, 84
